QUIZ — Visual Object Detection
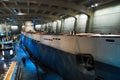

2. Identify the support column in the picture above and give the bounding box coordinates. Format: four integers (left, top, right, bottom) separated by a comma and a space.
73, 17, 77, 34
85, 15, 90, 33
60, 19, 65, 33
85, 9, 94, 33
56, 21, 59, 34
48, 23, 51, 33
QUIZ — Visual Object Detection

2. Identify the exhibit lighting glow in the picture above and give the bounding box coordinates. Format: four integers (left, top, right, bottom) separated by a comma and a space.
3, 63, 7, 69
11, 26, 18, 30
2, 51, 5, 56
1, 57, 4, 60
10, 50, 13, 55
35, 25, 41, 31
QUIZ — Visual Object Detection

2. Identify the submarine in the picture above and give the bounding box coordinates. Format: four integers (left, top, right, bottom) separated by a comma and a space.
0, 0, 119, 80
21, 31, 120, 80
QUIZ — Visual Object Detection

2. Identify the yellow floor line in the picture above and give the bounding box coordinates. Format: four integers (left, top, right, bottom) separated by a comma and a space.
4, 62, 16, 80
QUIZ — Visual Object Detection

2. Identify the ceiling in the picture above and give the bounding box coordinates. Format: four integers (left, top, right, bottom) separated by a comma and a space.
0, 0, 116, 25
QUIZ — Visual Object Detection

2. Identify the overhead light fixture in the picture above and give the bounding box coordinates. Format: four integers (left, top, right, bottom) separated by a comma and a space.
95, 3, 98, 7
90, 3, 99, 8
17, 12, 26, 15
91, 5, 95, 8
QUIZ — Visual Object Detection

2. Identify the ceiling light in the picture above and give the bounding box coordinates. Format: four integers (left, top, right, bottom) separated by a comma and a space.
90, 3, 99, 8
16, 12, 26, 15
91, 5, 95, 8
95, 3, 98, 7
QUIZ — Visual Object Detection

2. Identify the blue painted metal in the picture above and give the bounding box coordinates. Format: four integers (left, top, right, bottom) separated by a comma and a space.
21, 34, 95, 80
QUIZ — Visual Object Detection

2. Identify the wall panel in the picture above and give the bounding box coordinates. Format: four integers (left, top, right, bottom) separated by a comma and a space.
92, 4, 120, 34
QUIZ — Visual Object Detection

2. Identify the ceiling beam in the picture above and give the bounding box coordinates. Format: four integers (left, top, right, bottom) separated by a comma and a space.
27, 1, 30, 14
0, 5, 79, 16
0, 1, 13, 13
15, 1, 18, 6
1, 0, 89, 15
0, 14, 60, 20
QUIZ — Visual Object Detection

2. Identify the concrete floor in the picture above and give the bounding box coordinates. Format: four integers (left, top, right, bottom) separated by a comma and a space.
0, 60, 9, 80
0, 41, 63, 80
